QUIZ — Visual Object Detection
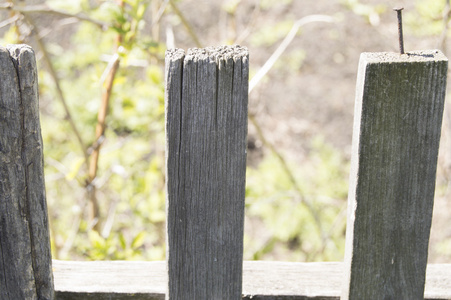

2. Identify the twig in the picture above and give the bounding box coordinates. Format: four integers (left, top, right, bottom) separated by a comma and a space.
308, 202, 347, 260
438, 0, 451, 52
0, 14, 20, 29
234, 3, 261, 45
169, 0, 202, 47
249, 15, 335, 93
98, 52, 120, 86
441, 0, 451, 198
87, 0, 124, 232
247, 14, 335, 260
101, 197, 119, 238
24, 15, 90, 172
88, 53, 121, 181
151, 0, 170, 28
248, 114, 327, 255
59, 208, 83, 259
38, 18, 80, 40
1, 3, 109, 30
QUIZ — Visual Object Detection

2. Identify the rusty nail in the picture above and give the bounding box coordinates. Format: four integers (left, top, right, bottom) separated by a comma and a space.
393, 7, 405, 54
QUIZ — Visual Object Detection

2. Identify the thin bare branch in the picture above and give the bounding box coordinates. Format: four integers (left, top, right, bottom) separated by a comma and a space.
249, 15, 335, 93
88, 53, 121, 182
0, 3, 12, 9
247, 14, 335, 259
59, 208, 83, 259
169, 0, 203, 47
151, 0, 170, 27
23, 15, 90, 172
87, 0, 124, 232
0, 14, 20, 29
234, 3, 261, 45
1, 4, 109, 30
248, 114, 327, 257
438, 0, 451, 52
99, 52, 121, 86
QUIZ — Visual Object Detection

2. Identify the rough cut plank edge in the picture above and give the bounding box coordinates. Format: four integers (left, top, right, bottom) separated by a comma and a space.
52, 260, 451, 299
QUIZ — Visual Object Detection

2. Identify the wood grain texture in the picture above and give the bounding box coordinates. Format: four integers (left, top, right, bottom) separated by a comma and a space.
343, 50, 448, 300
53, 260, 165, 300
52, 260, 451, 299
165, 45, 249, 300
0, 45, 54, 299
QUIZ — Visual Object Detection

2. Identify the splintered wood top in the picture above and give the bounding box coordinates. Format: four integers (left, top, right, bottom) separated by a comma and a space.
361, 49, 448, 63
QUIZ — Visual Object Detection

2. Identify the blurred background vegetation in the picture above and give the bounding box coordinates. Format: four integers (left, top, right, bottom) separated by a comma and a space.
1, 0, 451, 262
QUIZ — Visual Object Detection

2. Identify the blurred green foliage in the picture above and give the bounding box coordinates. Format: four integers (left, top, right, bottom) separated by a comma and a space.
0, 0, 361, 263
2, 0, 167, 260
342, 0, 386, 26
4, 0, 446, 263
245, 137, 348, 261
406, 0, 446, 36
250, 20, 294, 47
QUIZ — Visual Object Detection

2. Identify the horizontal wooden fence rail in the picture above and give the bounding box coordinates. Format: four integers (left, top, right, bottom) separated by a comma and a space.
1, 44, 450, 300
52, 260, 451, 299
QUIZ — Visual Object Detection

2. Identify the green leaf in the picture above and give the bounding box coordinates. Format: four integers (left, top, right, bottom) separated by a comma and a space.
119, 233, 127, 250
65, 157, 84, 181
136, 3, 147, 20
131, 231, 146, 249
89, 230, 106, 249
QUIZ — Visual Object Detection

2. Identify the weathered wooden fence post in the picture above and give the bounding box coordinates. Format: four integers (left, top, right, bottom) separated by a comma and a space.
342, 50, 448, 299
0, 45, 54, 299
165, 45, 249, 299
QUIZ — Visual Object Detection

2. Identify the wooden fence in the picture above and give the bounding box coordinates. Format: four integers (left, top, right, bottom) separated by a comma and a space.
0, 44, 450, 299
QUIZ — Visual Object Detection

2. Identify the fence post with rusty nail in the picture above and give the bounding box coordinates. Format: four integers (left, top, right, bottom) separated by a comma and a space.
341, 50, 448, 299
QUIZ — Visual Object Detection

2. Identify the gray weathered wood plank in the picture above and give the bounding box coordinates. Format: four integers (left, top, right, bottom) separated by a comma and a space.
51, 260, 451, 299
0, 45, 54, 299
165, 45, 249, 299
342, 50, 448, 300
